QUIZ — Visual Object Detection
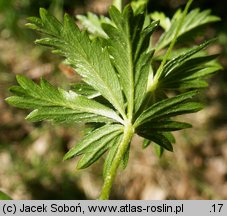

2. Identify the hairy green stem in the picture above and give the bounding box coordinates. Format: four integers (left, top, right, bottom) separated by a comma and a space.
99, 122, 134, 200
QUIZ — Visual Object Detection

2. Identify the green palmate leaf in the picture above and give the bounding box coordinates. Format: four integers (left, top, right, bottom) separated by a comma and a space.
138, 120, 189, 153
134, 90, 203, 127
6, 75, 123, 124
156, 8, 220, 50
6, 0, 221, 200
64, 124, 123, 160
157, 40, 221, 90
103, 5, 158, 116
160, 40, 217, 79
27, 8, 126, 118
162, 63, 221, 89
63, 124, 124, 168
158, 40, 214, 79
77, 133, 122, 169
138, 120, 190, 152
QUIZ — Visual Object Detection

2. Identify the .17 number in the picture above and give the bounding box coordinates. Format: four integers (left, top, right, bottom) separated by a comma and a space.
211, 204, 223, 213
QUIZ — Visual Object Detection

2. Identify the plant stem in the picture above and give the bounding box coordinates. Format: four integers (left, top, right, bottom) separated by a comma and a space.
99, 121, 134, 200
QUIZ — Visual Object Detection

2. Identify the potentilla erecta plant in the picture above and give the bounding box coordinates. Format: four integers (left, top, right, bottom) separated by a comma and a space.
6, 0, 221, 199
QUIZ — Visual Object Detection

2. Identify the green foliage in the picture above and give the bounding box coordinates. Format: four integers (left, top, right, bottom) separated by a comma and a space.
6, 0, 221, 199
154, 8, 220, 51
102, 5, 159, 115
27, 9, 126, 118
6, 75, 123, 124
0, 191, 12, 200
64, 124, 124, 169
157, 41, 221, 90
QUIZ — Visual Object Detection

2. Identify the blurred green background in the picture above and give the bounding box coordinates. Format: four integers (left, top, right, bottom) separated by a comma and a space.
0, 0, 227, 199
